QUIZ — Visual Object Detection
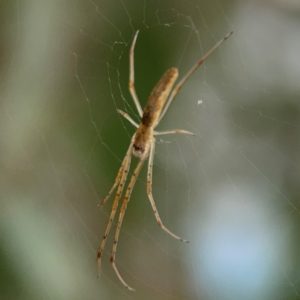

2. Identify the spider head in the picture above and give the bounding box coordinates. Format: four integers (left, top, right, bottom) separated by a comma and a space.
133, 144, 145, 158
133, 125, 151, 158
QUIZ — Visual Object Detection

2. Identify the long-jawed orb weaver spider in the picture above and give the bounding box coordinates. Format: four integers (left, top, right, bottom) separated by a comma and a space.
97, 30, 233, 291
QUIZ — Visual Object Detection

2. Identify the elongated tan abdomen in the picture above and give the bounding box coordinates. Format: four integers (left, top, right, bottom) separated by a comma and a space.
132, 68, 178, 158
142, 68, 178, 128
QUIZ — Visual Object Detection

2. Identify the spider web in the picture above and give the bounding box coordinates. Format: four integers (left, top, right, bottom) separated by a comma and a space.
2, 0, 300, 299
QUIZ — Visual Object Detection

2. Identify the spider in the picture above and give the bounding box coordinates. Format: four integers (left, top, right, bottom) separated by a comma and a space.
97, 30, 233, 291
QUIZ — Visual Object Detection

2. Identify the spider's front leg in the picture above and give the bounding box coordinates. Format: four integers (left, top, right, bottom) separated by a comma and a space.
100, 160, 126, 207
110, 154, 147, 291
97, 137, 134, 275
146, 139, 189, 242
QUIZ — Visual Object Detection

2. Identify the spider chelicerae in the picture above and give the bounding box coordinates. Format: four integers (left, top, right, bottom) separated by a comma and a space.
97, 30, 232, 291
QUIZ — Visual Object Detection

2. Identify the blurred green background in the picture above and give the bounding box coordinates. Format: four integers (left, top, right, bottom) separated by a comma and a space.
1, 0, 300, 299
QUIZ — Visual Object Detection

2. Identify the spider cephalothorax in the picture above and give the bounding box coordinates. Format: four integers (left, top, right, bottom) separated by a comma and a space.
132, 124, 152, 158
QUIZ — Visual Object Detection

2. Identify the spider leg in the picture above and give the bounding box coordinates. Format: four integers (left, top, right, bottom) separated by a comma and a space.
117, 109, 139, 128
100, 136, 134, 207
129, 30, 143, 118
97, 138, 134, 275
100, 161, 125, 207
158, 31, 233, 124
110, 153, 148, 291
154, 129, 196, 136
147, 139, 189, 242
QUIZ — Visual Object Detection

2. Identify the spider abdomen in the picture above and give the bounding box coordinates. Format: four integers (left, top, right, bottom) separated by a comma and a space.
133, 68, 178, 158
142, 68, 179, 127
